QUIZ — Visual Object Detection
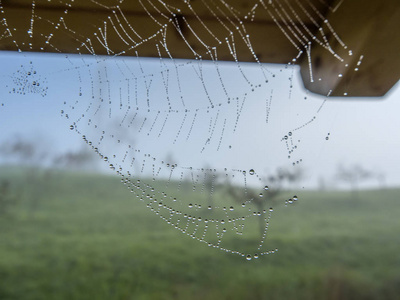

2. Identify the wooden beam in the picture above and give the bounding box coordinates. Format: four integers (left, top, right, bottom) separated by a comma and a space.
0, 0, 398, 97
299, 0, 400, 97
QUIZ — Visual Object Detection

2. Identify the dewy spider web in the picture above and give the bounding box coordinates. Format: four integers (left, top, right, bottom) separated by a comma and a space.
0, 0, 357, 260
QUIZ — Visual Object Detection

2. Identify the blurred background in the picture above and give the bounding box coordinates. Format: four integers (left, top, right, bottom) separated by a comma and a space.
1, 0, 400, 298
0, 51, 399, 300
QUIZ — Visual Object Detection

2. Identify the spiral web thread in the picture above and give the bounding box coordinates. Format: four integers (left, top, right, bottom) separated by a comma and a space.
0, 0, 358, 260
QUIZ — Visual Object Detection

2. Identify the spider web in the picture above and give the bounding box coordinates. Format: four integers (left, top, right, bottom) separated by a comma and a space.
0, 0, 356, 260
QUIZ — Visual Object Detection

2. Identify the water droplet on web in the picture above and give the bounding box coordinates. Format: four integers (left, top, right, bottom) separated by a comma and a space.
7, 2, 345, 259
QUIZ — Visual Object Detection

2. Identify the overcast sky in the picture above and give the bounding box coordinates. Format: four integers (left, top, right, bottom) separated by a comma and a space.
1, 51, 399, 189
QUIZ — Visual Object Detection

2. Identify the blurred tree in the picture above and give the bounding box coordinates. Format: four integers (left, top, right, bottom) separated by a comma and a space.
202, 166, 221, 208
0, 135, 99, 213
0, 135, 50, 167
53, 146, 99, 171
377, 173, 386, 190
0, 180, 17, 216
0, 136, 50, 212
226, 167, 303, 235
0, 134, 99, 172
266, 168, 304, 196
336, 164, 373, 198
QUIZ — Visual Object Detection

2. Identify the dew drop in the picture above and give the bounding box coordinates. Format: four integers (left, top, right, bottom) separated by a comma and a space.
249, 169, 255, 175
246, 255, 252, 261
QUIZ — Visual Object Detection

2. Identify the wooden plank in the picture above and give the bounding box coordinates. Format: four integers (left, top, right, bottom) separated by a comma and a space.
0, 0, 398, 97
299, 0, 400, 97
1, 0, 316, 61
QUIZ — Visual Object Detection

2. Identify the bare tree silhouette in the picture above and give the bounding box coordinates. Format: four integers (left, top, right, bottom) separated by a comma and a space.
336, 164, 372, 198
226, 167, 303, 235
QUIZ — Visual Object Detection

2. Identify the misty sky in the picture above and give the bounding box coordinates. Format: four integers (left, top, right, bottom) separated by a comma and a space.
0, 51, 399, 189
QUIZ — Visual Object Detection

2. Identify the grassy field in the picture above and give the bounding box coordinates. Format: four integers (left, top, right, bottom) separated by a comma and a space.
0, 166, 399, 300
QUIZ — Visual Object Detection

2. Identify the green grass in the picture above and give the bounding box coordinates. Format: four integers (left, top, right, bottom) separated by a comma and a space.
0, 166, 399, 300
